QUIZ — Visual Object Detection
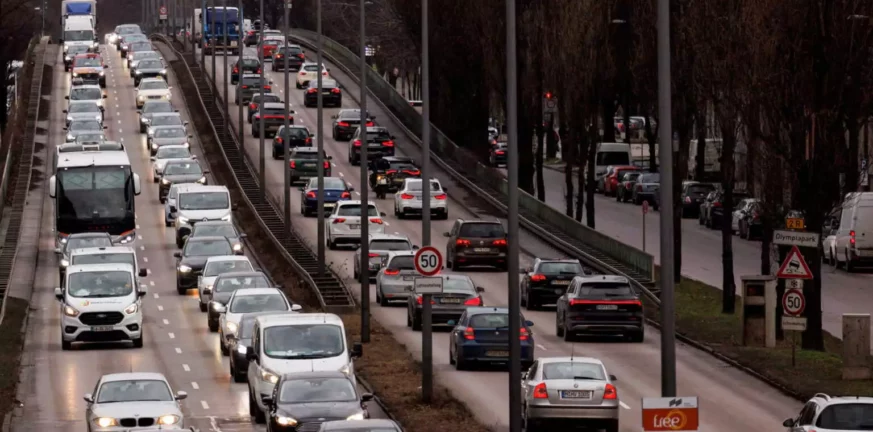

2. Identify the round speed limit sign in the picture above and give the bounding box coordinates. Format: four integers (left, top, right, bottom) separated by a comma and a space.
414, 246, 443, 276
782, 288, 805, 316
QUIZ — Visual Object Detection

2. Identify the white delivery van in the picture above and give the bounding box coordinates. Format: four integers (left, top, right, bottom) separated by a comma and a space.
834, 192, 873, 271
63, 18, 97, 53
594, 142, 632, 179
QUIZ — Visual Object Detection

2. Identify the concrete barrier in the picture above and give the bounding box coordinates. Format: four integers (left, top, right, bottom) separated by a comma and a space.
842, 313, 871, 380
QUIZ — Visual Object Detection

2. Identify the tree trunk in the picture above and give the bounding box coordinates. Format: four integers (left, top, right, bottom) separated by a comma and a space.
694, 105, 707, 180
536, 121, 546, 201
576, 124, 587, 221
585, 125, 596, 228
645, 114, 658, 171
847, 116, 860, 192
601, 98, 616, 143
673, 126, 691, 284
719, 123, 737, 314
562, 123, 574, 217
0, 62, 8, 132
546, 118, 557, 159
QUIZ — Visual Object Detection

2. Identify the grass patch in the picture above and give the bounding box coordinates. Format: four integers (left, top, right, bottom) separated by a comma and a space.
644, 272, 873, 400
165, 48, 493, 432
0, 298, 28, 421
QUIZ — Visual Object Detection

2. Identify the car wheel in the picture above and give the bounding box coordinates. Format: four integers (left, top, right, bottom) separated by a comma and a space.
233, 365, 247, 383
176, 281, 186, 295
616, 191, 622, 202
412, 312, 422, 331
526, 292, 538, 311
61, 338, 72, 351
831, 249, 838, 268
379, 288, 389, 306
132, 333, 144, 348
448, 342, 456, 365
250, 390, 266, 423
208, 319, 219, 332
846, 250, 854, 273
629, 329, 644, 343
220, 339, 229, 355
555, 312, 564, 337
327, 236, 336, 250
604, 419, 619, 432
199, 302, 207, 312
562, 319, 574, 342
455, 350, 467, 371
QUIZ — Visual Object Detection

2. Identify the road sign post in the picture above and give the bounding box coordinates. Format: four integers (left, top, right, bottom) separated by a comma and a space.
642, 200, 649, 252
781, 284, 807, 367
776, 245, 813, 280
642, 397, 699, 431
159, 5, 168, 20
414, 247, 442, 404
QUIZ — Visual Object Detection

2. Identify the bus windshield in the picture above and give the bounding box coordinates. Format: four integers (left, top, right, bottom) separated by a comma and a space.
56, 166, 134, 228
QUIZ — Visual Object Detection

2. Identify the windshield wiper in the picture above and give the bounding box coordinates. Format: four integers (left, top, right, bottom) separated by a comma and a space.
572, 376, 599, 380
279, 353, 337, 359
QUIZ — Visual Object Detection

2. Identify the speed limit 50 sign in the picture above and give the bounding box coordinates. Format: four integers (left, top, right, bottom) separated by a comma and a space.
782, 288, 805, 316
414, 246, 443, 276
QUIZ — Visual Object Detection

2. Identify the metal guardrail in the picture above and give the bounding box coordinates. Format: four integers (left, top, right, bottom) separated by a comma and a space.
285, 29, 660, 303
151, 35, 357, 314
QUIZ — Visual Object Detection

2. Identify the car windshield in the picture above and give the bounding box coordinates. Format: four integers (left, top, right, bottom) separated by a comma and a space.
387, 256, 414, 270
155, 147, 190, 159
241, 77, 263, 86
117, 26, 142, 35
229, 293, 287, 313
96, 380, 173, 403
542, 362, 606, 381
194, 224, 237, 238
443, 278, 475, 293
279, 377, 356, 403
303, 64, 321, 72
125, 35, 148, 42
470, 313, 510, 328
816, 403, 873, 429
405, 181, 440, 192
179, 192, 229, 210
596, 151, 630, 166
254, 94, 280, 104
140, 81, 168, 90
72, 253, 135, 267
130, 42, 152, 51
164, 162, 201, 175
70, 87, 101, 100
215, 275, 270, 292
293, 151, 318, 160
579, 282, 635, 297
203, 260, 252, 277
67, 47, 90, 56
459, 223, 505, 238
134, 51, 159, 60
154, 127, 185, 138
75, 58, 102, 67
539, 262, 584, 274
336, 204, 378, 217
639, 173, 660, 183
312, 177, 345, 190
184, 239, 231, 256
64, 30, 94, 41
143, 102, 173, 113
70, 120, 101, 131
370, 240, 411, 251
76, 133, 105, 142
240, 59, 260, 67
69, 103, 100, 113
139, 60, 163, 69
68, 270, 133, 298
152, 116, 182, 127
263, 324, 344, 359
262, 107, 286, 115
66, 237, 112, 251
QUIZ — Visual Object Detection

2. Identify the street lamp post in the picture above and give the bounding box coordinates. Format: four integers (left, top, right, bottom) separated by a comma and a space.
258, 0, 265, 204
420, 0, 432, 404
237, 0, 244, 154
316, 0, 326, 275
223, 2, 229, 142
506, 0, 521, 430
283, 0, 291, 240
358, 0, 370, 343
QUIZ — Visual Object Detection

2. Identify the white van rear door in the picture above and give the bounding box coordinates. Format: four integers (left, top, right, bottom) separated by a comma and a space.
852, 204, 873, 251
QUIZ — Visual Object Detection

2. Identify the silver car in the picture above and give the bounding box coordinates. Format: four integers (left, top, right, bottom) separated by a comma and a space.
521, 356, 620, 432
63, 100, 103, 126
64, 118, 105, 142
374, 251, 417, 306
197, 255, 254, 312
353, 234, 416, 281
393, 178, 449, 219
151, 145, 194, 181
85, 372, 187, 431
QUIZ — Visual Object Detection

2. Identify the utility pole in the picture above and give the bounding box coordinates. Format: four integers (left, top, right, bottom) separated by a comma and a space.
506, 0, 521, 431
200, 0, 205, 67
419, 0, 432, 404
283, 0, 291, 240
222, 1, 228, 142
258, 0, 265, 204
316, 0, 326, 275
359, 0, 370, 343
237, 0, 244, 154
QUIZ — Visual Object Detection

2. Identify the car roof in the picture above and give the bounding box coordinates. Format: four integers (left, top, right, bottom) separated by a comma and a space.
155, 144, 190, 151
69, 246, 136, 256
466, 306, 510, 315
185, 236, 231, 243
65, 263, 136, 274
70, 84, 101, 90
169, 183, 205, 193
101, 372, 168, 383
386, 250, 415, 258
261, 102, 285, 109
230, 287, 283, 297
68, 99, 101, 106
537, 356, 605, 366
177, 185, 228, 194
150, 112, 181, 118
68, 232, 111, 239
322, 419, 401, 431
337, 200, 375, 207
369, 233, 409, 241
139, 77, 165, 83
205, 255, 250, 264
365, 126, 389, 133
575, 274, 629, 284
215, 271, 267, 279
280, 371, 349, 381
257, 312, 342, 327
384, 156, 413, 162
292, 146, 318, 153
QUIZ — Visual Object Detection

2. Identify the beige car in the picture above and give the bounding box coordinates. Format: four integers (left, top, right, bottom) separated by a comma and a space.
295, 62, 329, 89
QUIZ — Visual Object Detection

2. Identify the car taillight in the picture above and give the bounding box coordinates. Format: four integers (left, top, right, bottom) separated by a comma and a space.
299, 70, 307, 75
456, 239, 471, 247
400, 193, 414, 200
276, 137, 283, 144
305, 137, 312, 144
530, 274, 546, 282
603, 383, 617, 400
385, 269, 400, 275
341, 191, 351, 198
463, 327, 475, 340
713, 202, 722, 207
338, 122, 350, 127
331, 88, 341, 94
307, 88, 317, 94
305, 191, 316, 198
249, 103, 256, 109
290, 161, 296, 168
333, 218, 346, 224
323, 71, 328, 75
242, 85, 249, 89
685, 196, 691, 203
366, 121, 375, 127
368, 253, 380, 258
569, 299, 642, 306
435, 194, 447, 200
533, 383, 548, 399
297, 53, 305, 59
324, 161, 331, 169
403, 170, 419, 175
636, 184, 642, 191
233, 67, 238, 73
415, 295, 435, 305
256, 68, 262, 74
493, 239, 507, 246
353, 139, 362, 147
496, 150, 505, 155
386, 170, 398, 174
464, 297, 482, 306
519, 327, 529, 341
851, 230, 856, 245
263, 85, 272, 90
369, 218, 383, 224
275, 54, 283, 58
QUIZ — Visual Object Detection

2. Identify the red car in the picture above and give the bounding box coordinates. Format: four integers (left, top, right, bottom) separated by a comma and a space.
259, 38, 283, 61
603, 165, 639, 196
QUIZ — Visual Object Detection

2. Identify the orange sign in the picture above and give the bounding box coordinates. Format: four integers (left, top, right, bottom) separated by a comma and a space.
642, 397, 699, 432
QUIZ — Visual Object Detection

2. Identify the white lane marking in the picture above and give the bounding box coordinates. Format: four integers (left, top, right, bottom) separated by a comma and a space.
150, 281, 155, 286
153, 293, 160, 299
536, 344, 546, 351
168, 332, 175, 339
116, 104, 119, 108
620, 401, 631, 410
175, 347, 182, 354
136, 224, 141, 229
200, 400, 210, 410
384, 221, 390, 227
146, 269, 152, 276
140, 246, 145, 251
118, 120, 121, 124
183, 364, 191, 372
162, 318, 170, 325
157, 305, 164, 311
354, 191, 361, 196
338, 172, 344, 177
191, 382, 200, 390
137, 234, 143, 240
117, 112, 121, 116
118, 129, 122, 133
394, 231, 400, 235
143, 257, 149, 263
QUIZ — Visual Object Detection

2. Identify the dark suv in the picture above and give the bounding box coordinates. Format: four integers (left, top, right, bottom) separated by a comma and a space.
520, 258, 587, 310
231, 58, 262, 85
443, 219, 508, 270
332, 109, 374, 141
272, 45, 306, 71
348, 126, 396, 166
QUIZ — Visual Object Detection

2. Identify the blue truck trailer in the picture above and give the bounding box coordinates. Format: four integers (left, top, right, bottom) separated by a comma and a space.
202, 7, 240, 55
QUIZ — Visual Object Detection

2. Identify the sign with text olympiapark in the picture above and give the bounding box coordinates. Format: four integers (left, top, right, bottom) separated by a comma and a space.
773, 230, 820, 247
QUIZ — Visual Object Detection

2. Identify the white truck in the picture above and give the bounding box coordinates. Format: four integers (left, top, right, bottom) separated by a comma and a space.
61, 0, 96, 29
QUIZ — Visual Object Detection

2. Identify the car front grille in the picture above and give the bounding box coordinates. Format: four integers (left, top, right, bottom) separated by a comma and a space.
297, 422, 325, 432
147, 95, 162, 99
119, 417, 155, 427
79, 312, 124, 326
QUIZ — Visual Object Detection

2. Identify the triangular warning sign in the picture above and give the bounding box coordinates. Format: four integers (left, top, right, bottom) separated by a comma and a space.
777, 245, 813, 279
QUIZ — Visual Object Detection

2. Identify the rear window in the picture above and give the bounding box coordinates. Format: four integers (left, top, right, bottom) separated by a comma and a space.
687, 184, 714, 195
241, 59, 260, 67
816, 403, 873, 430
596, 151, 630, 166
293, 151, 318, 160
578, 282, 634, 297
639, 173, 660, 183
370, 240, 411, 251
469, 313, 510, 328
241, 77, 264, 86
459, 223, 505, 238
304, 64, 320, 72
387, 256, 414, 270
367, 131, 391, 140
262, 107, 286, 115
538, 262, 583, 275
336, 204, 378, 217
542, 362, 606, 380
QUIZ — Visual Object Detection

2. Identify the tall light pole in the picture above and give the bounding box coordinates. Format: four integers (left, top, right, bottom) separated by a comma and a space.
358, 0, 370, 343
283, 0, 291, 240
237, 0, 244, 154
222, 1, 228, 142
505, 0, 521, 431
419, 0, 432, 405
210, 1, 216, 104
258, 0, 265, 204
200, 0, 205, 67
656, 0, 676, 397
316, 0, 326, 275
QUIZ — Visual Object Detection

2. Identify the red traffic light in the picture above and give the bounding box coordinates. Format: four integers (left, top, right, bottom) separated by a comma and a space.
545, 92, 553, 99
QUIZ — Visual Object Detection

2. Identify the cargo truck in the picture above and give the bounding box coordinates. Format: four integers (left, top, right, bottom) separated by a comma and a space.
202, 7, 240, 55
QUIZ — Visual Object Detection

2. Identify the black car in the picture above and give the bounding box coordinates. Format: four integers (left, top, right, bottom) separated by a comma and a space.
734, 198, 762, 240
271, 45, 306, 71
205, 271, 272, 332
555, 275, 644, 342
332, 109, 374, 141
159, 160, 207, 203
174, 236, 235, 295
406, 275, 485, 330
188, 220, 246, 253
303, 78, 342, 108
520, 258, 587, 310
444, 219, 508, 270
680, 181, 715, 218
701, 189, 750, 229
231, 57, 261, 85
376, 156, 419, 192
348, 126, 396, 166
252, 102, 295, 138
488, 142, 507, 166
138, 100, 176, 133
228, 311, 286, 382
272, 125, 313, 159
262, 372, 374, 431
247, 93, 282, 123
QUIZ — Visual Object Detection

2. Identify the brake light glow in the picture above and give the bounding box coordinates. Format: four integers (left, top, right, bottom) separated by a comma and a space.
276, 137, 283, 144
233, 67, 239, 73
305, 137, 312, 144
369, 218, 384, 224
297, 53, 305, 59
275, 54, 283, 58
242, 85, 249, 89
533, 383, 548, 399
340, 191, 351, 198
569, 299, 642, 306
464, 297, 482, 306
299, 71, 306, 75
434, 194, 447, 200
333, 218, 346, 224
496, 150, 505, 155
519, 327, 530, 341
456, 239, 471, 247
385, 269, 400, 276
493, 239, 507, 246
531, 274, 546, 282
713, 202, 722, 208
603, 383, 617, 400
403, 170, 419, 175
685, 196, 691, 203
290, 161, 296, 168
401, 193, 414, 200
368, 253, 380, 258
463, 327, 475, 340
331, 88, 341, 94
263, 85, 272, 90
324, 161, 331, 169
323, 71, 328, 75
256, 68, 262, 74
338, 122, 350, 127
353, 139, 362, 147
307, 88, 317, 94
386, 170, 398, 174
305, 191, 316, 198
851, 230, 856, 245
366, 121, 374, 127
249, 103, 256, 110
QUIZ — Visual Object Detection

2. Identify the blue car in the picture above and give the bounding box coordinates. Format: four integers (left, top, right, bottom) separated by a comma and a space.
299, 176, 353, 217
448, 307, 535, 371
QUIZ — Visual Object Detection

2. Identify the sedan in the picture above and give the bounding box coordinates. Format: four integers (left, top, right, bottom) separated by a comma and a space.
128, 50, 162, 77
148, 125, 190, 155
173, 236, 234, 295
407, 274, 484, 330
145, 113, 188, 137
288, 147, 332, 184
354, 234, 415, 281
332, 109, 374, 141
189, 220, 246, 254
135, 78, 171, 108
133, 59, 167, 85
295, 62, 329, 88
67, 84, 106, 110
159, 160, 207, 203
303, 78, 342, 108
231, 57, 262, 84
217, 287, 298, 354
197, 255, 255, 312
271, 44, 306, 71
448, 307, 534, 371
261, 372, 372, 431
84, 372, 186, 431
151, 145, 194, 182
64, 119, 105, 142
393, 178, 448, 219
63, 100, 103, 126
138, 99, 176, 133
205, 271, 272, 331
521, 356, 619, 432
248, 93, 283, 123
299, 176, 352, 217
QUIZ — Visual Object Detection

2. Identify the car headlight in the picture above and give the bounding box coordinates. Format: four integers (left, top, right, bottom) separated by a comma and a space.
160, 69, 167, 75
157, 414, 180, 425
66, 116, 73, 122
222, 215, 232, 221
63, 45, 69, 52
141, 117, 150, 123
178, 264, 192, 273
225, 321, 238, 333
95, 115, 102, 121
93, 417, 118, 427
72, 72, 78, 77
66, 134, 74, 141
260, 368, 279, 384
64, 55, 71, 61
182, 142, 190, 148
124, 302, 138, 315
346, 412, 366, 421
161, 178, 171, 185
275, 415, 298, 426
236, 344, 247, 354
177, 216, 189, 224
338, 363, 351, 376
96, 99, 102, 107
137, 95, 145, 100
135, 70, 142, 75
148, 129, 155, 136
63, 304, 79, 317
197, 176, 207, 184
232, 243, 242, 252
164, 94, 171, 100
60, 259, 70, 268
151, 143, 158, 150
99, 71, 105, 76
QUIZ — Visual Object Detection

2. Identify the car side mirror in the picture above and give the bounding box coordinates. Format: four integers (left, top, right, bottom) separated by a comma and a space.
476, 287, 485, 293
291, 304, 303, 312
102, 95, 107, 99
351, 342, 363, 358
447, 320, 456, 326
361, 393, 374, 402
246, 345, 257, 361
173, 252, 181, 258
83, 393, 93, 403
309, 133, 315, 137
212, 302, 227, 313
327, 155, 333, 160
139, 268, 148, 278
412, 245, 420, 250
520, 268, 528, 274
188, 134, 193, 138
175, 391, 188, 401
169, 206, 177, 213
136, 110, 142, 113
149, 156, 156, 161
782, 419, 795, 427
331, 115, 337, 119
443, 187, 448, 193
184, 121, 190, 126
65, 96, 70, 99
62, 127, 68, 131
54, 287, 64, 301
524, 320, 534, 327
443, 232, 451, 237
391, 135, 396, 140
203, 169, 210, 174
380, 212, 386, 217
261, 395, 273, 406
609, 374, 617, 381
103, 126, 108, 129
54, 247, 62, 254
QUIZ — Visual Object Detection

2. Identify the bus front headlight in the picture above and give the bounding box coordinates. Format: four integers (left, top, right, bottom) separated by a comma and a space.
197, 176, 207, 184
60, 259, 69, 268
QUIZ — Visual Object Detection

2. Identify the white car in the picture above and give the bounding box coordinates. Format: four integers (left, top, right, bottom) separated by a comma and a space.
84, 372, 187, 431
151, 145, 194, 182
67, 84, 106, 110
325, 200, 386, 249
216, 287, 300, 355
295, 62, 329, 89
197, 255, 255, 312
394, 178, 449, 219
135, 77, 172, 108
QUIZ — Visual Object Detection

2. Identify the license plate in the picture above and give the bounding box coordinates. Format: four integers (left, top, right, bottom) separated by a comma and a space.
402, 276, 415, 281
303, 163, 316, 168
552, 280, 570, 285
440, 298, 462, 304
486, 350, 509, 357
560, 390, 593, 399
324, 203, 335, 208
378, 179, 388, 185
91, 326, 114, 332
348, 224, 360, 229
473, 248, 492, 253
596, 304, 618, 311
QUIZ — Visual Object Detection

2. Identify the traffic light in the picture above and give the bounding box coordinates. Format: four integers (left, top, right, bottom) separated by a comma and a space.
545, 92, 553, 99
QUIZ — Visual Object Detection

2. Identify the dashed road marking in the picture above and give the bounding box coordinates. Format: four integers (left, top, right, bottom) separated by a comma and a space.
143, 257, 149, 263
153, 293, 160, 299
354, 191, 361, 196
162, 318, 169, 325
157, 305, 164, 311
183, 364, 190, 372
140, 246, 145, 251
150, 281, 155, 286
338, 172, 344, 177
536, 344, 546, 351
136, 224, 140, 229
201, 400, 210, 410
137, 234, 143, 240
175, 347, 182, 354
620, 401, 631, 410
191, 382, 200, 390
168, 332, 175, 339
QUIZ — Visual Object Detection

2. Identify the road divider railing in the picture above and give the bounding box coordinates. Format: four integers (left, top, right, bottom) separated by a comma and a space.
285, 29, 660, 303
151, 35, 357, 314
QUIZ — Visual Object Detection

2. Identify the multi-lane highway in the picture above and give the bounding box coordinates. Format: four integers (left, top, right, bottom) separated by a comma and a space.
191, 44, 801, 431
10, 41, 388, 431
